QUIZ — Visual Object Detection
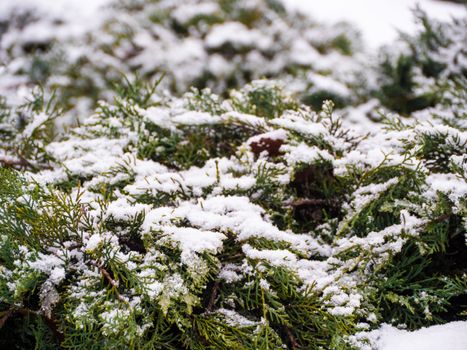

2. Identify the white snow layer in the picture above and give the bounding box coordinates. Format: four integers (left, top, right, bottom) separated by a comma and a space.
0, 0, 111, 25
371, 321, 467, 350
4, 0, 465, 50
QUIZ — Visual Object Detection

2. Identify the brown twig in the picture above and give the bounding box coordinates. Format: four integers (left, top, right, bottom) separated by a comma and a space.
286, 198, 339, 208
92, 261, 128, 303
207, 280, 220, 312
0, 309, 13, 328
430, 214, 451, 224
0, 155, 52, 171
0, 156, 30, 169
285, 326, 300, 349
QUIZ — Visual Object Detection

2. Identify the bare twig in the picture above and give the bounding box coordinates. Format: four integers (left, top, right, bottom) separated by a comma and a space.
285, 326, 300, 349
0, 155, 52, 171
207, 281, 220, 312
0, 309, 13, 328
92, 261, 128, 304
285, 198, 339, 208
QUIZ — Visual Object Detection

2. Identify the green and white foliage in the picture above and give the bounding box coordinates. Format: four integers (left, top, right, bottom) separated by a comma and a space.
0, 0, 363, 115
0, 87, 60, 172
0, 81, 465, 349
375, 9, 466, 127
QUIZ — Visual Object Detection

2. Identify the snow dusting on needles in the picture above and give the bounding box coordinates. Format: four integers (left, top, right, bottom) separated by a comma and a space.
0, 0, 466, 349
0, 0, 112, 36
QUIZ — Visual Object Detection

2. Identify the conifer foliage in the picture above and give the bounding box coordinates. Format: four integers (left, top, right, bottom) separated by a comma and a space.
376, 9, 466, 125
0, 78, 466, 349
0, 1, 466, 349
0, 0, 362, 114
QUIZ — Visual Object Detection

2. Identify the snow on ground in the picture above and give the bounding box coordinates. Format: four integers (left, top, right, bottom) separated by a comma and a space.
282, 0, 467, 48
371, 322, 467, 350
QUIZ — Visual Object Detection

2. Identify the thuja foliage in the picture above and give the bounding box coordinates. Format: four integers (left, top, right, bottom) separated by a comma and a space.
0, 79, 465, 349
2, 1, 464, 126
375, 8, 466, 122
0, 2, 466, 349
0, 0, 363, 115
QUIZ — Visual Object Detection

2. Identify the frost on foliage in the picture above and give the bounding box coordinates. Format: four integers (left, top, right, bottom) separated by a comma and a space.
376, 9, 467, 126
0, 0, 364, 116
0, 79, 465, 349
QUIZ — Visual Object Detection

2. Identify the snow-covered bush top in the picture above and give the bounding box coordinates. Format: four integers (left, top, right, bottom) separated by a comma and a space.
1, 0, 466, 348
2, 1, 465, 133
0, 80, 465, 349
376, 10, 466, 126
0, 0, 364, 115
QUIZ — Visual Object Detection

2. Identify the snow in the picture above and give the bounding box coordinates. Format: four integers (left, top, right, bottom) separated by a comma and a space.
206, 22, 270, 50
0, 0, 467, 58
1, 0, 465, 347
142, 195, 316, 255
172, 111, 221, 125
29, 253, 66, 284
243, 244, 297, 268
283, 143, 334, 166
172, 2, 220, 25
282, 0, 467, 48
22, 113, 50, 138
222, 111, 267, 128
247, 129, 288, 144
220, 176, 256, 191
105, 198, 150, 221
426, 173, 467, 206
159, 227, 226, 265
308, 72, 351, 97
372, 322, 467, 350
336, 210, 426, 257
270, 112, 327, 136
0, 0, 112, 38
85, 234, 103, 252
218, 264, 243, 283
289, 38, 321, 66
217, 308, 257, 327
349, 178, 399, 214
142, 107, 174, 130
415, 124, 467, 146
